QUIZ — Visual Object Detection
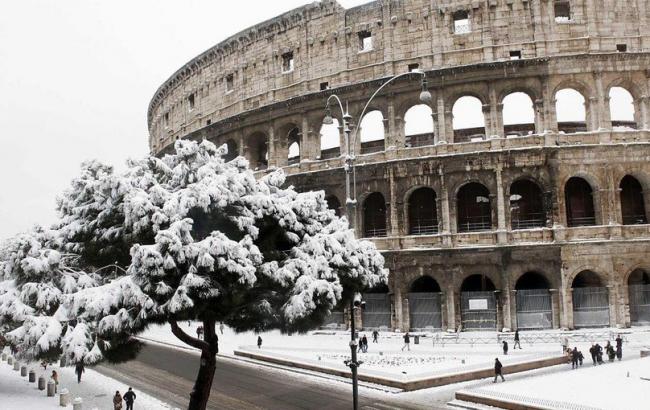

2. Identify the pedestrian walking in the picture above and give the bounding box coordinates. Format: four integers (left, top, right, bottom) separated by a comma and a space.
361, 335, 368, 353
571, 347, 579, 369
196, 325, 204, 340
401, 332, 411, 351
502, 340, 509, 355
493, 358, 505, 382
595, 343, 603, 364
372, 330, 379, 343
606, 343, 616, 362
513, 330, 521, 349
257, 336, 262, 349
51, 370, 58, 393
123, 387, 137, 410
113, 391, 123, 410
615, 334, 623, 361
75, 362, 85, 383
578, 350, 584, 366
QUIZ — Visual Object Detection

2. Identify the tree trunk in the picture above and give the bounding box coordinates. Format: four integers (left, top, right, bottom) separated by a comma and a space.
188, 348, 217, 410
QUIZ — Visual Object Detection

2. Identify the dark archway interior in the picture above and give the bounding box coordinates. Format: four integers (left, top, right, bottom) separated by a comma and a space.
620, 175, 647, 225
510, 179, 545, 229
565, 177, 595, 227
457, 183, 491, 232
408, 188, 438, 235
248, 133, 268, 169
461, 274, 496, 292
628, 269, 650, 285
572, 270, 603, 288
363, 192, 387, 237
223, 139, 238, 162
410, 276, 441, 292
325, 195, 342, 217
515, 272, 550, 290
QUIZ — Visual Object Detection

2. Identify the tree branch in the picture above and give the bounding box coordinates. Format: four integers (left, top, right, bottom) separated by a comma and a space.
169, 320, 210, 351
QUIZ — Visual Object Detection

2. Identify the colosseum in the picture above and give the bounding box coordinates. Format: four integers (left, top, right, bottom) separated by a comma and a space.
148, 0, 650, 332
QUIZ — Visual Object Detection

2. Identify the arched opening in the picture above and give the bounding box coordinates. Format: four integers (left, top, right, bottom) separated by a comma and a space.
453, 96, 486, 142
247, 132, 268, 170
565, 177, 596, 227
408, 276, 442, 330
222, 139, 239, 162
325, 195, 342, 217
320, 117, 341, 159
362, 284, 391, 329
404, 104, 435, 147
620, 175, 647, 225
460, 274, 497, 331
457, 183, 491, 232
628, 269, 650, 325
609, 87, 636, 129
287, 127, 301, 165
515, 272, 552, 330
359, 110, 385, 154
363, 192, 387, 237
408, 187, 438, 235
503, 92, 536, 137
572, 270, 609, 328
510, 179, 546, 229
555, 88, 587, 133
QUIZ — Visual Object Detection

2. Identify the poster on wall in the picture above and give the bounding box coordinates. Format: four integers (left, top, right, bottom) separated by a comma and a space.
469, 298, 489, 310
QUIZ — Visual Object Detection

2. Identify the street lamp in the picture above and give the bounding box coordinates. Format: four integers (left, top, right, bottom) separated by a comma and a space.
323, 70, 430, 410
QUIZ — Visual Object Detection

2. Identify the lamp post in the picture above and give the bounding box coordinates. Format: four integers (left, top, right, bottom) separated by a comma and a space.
323, 70, 431, 410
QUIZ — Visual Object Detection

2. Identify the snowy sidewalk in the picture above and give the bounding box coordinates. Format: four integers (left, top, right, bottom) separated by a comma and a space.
0, 349, 174, 409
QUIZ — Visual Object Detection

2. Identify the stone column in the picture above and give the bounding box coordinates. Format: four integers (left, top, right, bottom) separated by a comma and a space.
489, 83, 504, 138
561, 288, 573, 330
387, 94, 402, 149
533, 99, 545, 134
300, 115, 312, 161
436, 92, 450, 143
607, 285, 617, 327
440, 291, 448, 331
389, 168, 399, 236
402, 295, 410, 332
542, 78, 557, 132
501, 289, 513, 332
510, 289, 518, 331
439, 168, 452, 245
482, 104, 492, 138
639, 96, 650, 129
495, 290, 504, 331
446, 285, 457, 332
593, 72, 610, 130
549, 288, 560, 329
495, 166, 507, 243
394, 286, 404, 332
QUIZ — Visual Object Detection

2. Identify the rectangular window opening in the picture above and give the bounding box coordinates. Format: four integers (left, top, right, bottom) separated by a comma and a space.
453, 11, 470, 34
206, 119, 211, 126
554, 1, 571, 22
164, 112, 169, 127
282, 52, 294, 73
188, 94, 195, 111
320, 82, 329, 91
225, 74, 234, 92
358, 31, 373, 52
509, 50, 522, 60
617, 44, 627, 52
408, 63, 420, 72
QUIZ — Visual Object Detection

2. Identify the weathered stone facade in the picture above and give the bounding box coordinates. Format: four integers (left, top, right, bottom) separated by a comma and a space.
149, 0, 650, 331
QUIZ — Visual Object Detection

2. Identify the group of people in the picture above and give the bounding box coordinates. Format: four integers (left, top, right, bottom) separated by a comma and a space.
113, 387, 137, 410
566, 334, 624, 369
357, 335, 369, 353
501, 329, 523, 355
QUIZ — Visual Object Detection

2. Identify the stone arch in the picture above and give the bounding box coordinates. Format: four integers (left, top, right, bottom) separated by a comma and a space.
409, 275, 442, 293
570, 269, 607, 288
246, 131, 269, 170
564, 176, 597, 227
319, 116, 341, 159
619, 175, 647, 225
554, 87, 587, 133
222, 138, 239, 162
501, 92, 536, 137
404, 104, 435, 147
515, 271, 552, 290
362, 192, 387, 237
509, 178, 546, 229
325, 194, 342, 217
608, 86, 637, 129
451, 95, 486, 142
456, 182, 492, 232
406, 187, 438, 235
359, 110, 385, 154
627, 267, 650, 325
460, 273, 497, 292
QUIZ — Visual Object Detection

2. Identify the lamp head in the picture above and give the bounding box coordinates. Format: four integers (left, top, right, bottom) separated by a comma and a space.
419, 78, 432, 103
322, 106, 334, 125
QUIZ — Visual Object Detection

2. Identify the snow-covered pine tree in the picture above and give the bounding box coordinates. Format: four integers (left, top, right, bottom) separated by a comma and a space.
1, 139, 387, 410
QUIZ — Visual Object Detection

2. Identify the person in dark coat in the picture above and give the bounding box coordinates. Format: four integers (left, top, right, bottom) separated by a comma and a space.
75, 362, 85, 383
196, 326, 204, 340
607, 344, 616, 362
372, 330, 379, 343
361, 335, 368, 353
595, 343, 603, 364
493, 358, 505, 382
123, 387, 136, 410
615, 334, 623, 360
502, 340, 509, 355
513, 330, 521, 349
401, 332, 411, 351
577, 350, 584, 366
571, 347, 579, 369
257, 336, 262, 349
589, 344, 597, 365
113, 391, 123, 410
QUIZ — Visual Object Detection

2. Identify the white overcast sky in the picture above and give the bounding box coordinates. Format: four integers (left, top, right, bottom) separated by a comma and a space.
0, 0, 632, 240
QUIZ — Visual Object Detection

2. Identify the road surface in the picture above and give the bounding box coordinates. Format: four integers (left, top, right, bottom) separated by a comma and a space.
95, 342, 441, 410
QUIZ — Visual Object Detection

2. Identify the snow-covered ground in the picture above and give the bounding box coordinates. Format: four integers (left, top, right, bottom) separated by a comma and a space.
0, 348, 175, 409
140, 322, 650, 380
466, 356, 650, 410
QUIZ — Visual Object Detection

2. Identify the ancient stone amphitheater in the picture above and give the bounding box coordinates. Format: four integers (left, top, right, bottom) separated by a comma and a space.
148, 0, 650, 332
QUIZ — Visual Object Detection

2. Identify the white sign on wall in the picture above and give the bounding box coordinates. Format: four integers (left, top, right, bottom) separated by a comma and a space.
469, 299, 489, 310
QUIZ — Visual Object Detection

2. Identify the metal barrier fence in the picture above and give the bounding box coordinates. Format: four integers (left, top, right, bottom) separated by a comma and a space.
408, 292, 442, 330
460, 291, 497, 330
629, 284, 650, 325
362, 293, 391, 329
409, 218, 438, 235
572, 287, 610, 328
516, 289, 553, 330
